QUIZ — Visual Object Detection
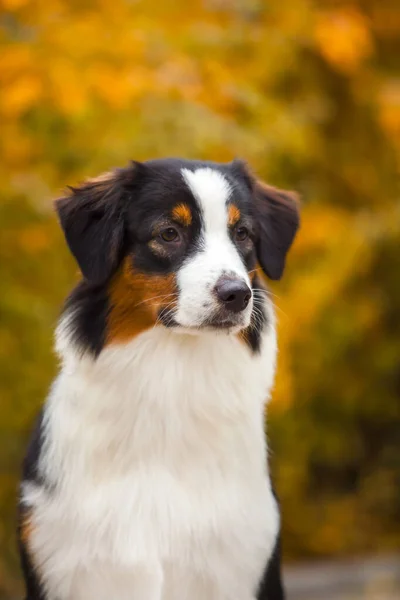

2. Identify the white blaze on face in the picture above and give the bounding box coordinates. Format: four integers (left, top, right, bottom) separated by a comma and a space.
175, 168, 252, 329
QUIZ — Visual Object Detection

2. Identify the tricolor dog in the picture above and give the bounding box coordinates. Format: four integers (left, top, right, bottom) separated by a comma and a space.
18, 158, 299, 600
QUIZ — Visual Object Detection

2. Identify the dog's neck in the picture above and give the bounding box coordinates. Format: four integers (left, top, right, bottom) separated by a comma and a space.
40, 318, 277, 492
55, 317, 277, 403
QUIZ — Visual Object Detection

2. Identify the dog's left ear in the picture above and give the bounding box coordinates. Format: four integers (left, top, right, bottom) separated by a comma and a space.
55, 164, 141, 284
232, 159, 300, 280
253, 181, 300, 280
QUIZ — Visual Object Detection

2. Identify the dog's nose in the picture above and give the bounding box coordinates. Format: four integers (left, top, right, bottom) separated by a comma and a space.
215, 278, 252, 313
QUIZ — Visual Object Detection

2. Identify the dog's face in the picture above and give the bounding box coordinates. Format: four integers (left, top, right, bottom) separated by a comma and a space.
56, 159, 299, 352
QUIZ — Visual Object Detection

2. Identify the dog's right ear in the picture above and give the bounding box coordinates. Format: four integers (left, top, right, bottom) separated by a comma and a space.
231, 159, 300, 280
55, 163, 143, 284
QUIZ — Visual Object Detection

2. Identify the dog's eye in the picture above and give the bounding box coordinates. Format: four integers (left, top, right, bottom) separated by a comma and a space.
235, 226, 249, 242
160, 227, 179, 242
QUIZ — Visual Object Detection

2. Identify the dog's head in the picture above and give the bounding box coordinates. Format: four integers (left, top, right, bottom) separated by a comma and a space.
56, 158, 299, 353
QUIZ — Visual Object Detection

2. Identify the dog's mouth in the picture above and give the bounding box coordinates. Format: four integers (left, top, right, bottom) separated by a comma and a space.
157, 307, 249, 333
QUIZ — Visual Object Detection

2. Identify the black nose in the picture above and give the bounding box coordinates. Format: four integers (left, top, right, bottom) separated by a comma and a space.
215, 278, 252, 313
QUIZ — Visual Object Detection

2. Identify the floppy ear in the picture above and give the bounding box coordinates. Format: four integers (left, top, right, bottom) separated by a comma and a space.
55, 165, 139, 284
253, 181, 300, 280
231, 159, 300, 280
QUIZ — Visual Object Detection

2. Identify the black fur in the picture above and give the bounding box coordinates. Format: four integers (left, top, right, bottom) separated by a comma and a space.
63, 280, 110, 357
245, 277, 268, 354
124, 162, 204, 275
257, 535, 285, 600
18, 538, 46, 600
231, 159, 300, 280
253, 182, 299, 281
56, 183, 122, 284
257, 481, 285, 599
21, 409, 45, 486
18, 411, 47, 599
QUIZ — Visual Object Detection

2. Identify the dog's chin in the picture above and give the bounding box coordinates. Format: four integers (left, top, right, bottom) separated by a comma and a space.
170, 323, 246, 336
202, 316, 247, 333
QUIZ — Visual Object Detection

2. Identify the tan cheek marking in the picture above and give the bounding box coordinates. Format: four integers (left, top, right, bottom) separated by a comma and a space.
249, 263, 262, 283
20, 510, 47, 579
20, 511, 34, 546
237, 329, 249, 347
172, 203, 192, 226
228, 204, 241, 227
107, 257, 177, 344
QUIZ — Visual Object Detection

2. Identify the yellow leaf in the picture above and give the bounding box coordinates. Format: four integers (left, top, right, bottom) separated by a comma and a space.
0, 0, 30, 10
0, 46, 33, 81
1, 129, 33, 165
19, 226, 51, 253
0, 75, 42, 116
379, 81, 400, 143
49, 61, 88, 115
314, 8, 373, 73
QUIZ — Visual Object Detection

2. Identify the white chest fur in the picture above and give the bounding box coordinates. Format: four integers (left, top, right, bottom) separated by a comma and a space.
24, 324, 279, 600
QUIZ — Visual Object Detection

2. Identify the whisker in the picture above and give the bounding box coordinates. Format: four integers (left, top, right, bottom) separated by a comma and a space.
253, 294, 288, 320
250, 306, 265, 334
251, 287, 288, 320
253, 288, 282, 302
273, 304, 288, 319
258, 299, 287, 320
133, 293, 177, 309
153, 299, 178, 329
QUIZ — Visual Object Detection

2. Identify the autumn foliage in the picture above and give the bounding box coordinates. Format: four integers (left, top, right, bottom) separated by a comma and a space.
0, 0, 399, 594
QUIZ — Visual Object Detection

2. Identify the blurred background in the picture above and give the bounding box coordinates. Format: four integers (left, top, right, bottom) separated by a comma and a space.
0, 0, 399, 597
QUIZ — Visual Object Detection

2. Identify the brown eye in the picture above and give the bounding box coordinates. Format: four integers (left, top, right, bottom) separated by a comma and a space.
160, 227, 179, 242
235, 226, 249, 242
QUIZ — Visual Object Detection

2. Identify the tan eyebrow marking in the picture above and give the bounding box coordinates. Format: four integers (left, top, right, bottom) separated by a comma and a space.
228, 204, 241, 226
171, 203, 192, 226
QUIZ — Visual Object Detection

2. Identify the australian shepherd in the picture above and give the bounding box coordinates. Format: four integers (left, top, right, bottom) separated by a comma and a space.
18, 158, 299, 600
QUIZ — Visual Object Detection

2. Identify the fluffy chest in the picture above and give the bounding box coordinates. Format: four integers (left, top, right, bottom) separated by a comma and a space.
27, 327, 279, 599
28, 450, 278, 600
29, 474, 278, 600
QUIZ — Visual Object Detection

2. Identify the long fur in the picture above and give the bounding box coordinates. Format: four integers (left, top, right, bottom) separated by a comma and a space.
18, 158, 299, 600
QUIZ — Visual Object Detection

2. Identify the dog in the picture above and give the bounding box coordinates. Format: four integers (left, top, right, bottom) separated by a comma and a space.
18, 158, 299, 600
